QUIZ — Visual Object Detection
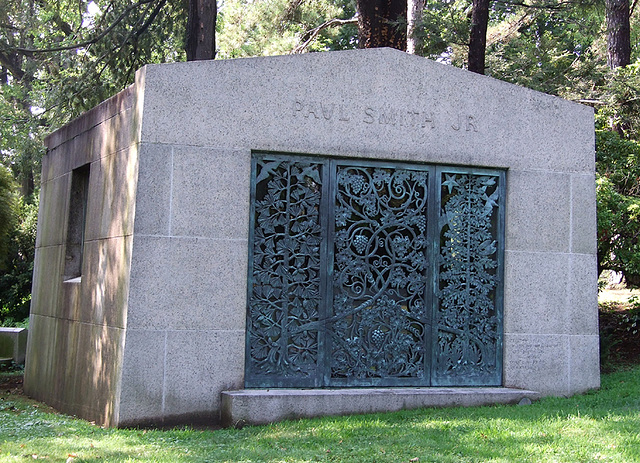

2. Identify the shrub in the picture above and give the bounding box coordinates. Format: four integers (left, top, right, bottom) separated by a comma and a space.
596, 130, 640, 286
0, 194, 37, 326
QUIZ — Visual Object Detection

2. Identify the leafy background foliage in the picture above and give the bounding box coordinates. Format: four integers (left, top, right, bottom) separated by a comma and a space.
2, 0, 640, 327
596, 130, 640, 286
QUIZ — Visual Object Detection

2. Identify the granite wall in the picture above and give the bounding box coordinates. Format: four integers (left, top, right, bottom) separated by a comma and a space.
26, 48, 598, 427
24, 85, 143, 426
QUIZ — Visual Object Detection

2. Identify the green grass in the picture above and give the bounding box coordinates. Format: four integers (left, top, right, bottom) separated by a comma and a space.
1, 366, 640, 462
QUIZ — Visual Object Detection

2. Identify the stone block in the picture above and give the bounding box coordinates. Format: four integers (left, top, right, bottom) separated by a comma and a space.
40, 149, 55, 184
79, 236, 132, 328
42, 95, 139, 182
0, 328, 28, 364
92, 107, 139, 161
503, 334, 569, 395
59, 321, 124, 426
29, 245, 64, 318
56, 319, 83, 410
569, 335, 600, 393
36, 174, 71, 248
41, 138, 91, 184
571, 173, 597, 255
163, 329, 244, 421
118, 329, 166, 426
24, 315, 67, 406
503, 251, 569, 335
518, 94, 595, 174
42, 105, 138, 182
221, 387, 541, 427
45, 85, 136, 151
59, 132, 99, 175
568, 254, 598, 336
26, 316, 124, 427
24, 316, 49, 396
127, 236, 248, 331
170, 146, 251, 240
505, 169, 571, 253
59, 279, 82, 322
133, 143, 173, 236
84, 147, 139, 242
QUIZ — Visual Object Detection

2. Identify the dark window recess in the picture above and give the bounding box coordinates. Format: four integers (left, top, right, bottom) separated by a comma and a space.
245, 153, 505, 388
64, 164, 90, 281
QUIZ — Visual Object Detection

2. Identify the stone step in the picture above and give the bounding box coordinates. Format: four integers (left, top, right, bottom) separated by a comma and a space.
221, 387, 541, 427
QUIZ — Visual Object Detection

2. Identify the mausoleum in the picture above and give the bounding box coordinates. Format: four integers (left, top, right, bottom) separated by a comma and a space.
25, 48, 599, 427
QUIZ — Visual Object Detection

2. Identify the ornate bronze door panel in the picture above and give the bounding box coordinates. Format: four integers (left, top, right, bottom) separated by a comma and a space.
433, 170, 504, 386
245, 154, 504, 388
328, 163, 430, 387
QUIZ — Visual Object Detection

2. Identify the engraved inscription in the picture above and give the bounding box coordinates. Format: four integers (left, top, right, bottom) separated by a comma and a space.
363, 107, 435, 129
294, 100, 350, 121
451, 114, 479, 132
293, 99, 480, 133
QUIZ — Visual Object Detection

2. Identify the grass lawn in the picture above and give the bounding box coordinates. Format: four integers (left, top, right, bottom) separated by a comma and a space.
599, 288, 640, 304
0, 365, 639, 462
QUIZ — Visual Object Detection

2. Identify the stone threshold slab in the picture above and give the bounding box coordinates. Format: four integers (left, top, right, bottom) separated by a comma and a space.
220, 387, 541, 427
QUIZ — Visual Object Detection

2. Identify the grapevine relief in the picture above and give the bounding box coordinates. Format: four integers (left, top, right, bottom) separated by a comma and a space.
245, 156, 503, 388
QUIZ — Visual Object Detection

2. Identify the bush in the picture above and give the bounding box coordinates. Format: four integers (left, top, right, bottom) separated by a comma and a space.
0, 166, 16, 270
599, 297, 640, 371
0, 194, 37, 326
596, 130, 640, 286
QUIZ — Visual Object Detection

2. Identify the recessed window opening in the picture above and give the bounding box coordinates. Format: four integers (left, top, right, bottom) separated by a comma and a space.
64, 164, 90, 282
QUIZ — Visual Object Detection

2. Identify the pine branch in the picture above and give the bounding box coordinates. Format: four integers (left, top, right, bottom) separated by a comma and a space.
134, 0, 167, 39
291, 16, 358, 54
9, 0, 158, 54
36, 1, 167, 119
495, 0, 584, 11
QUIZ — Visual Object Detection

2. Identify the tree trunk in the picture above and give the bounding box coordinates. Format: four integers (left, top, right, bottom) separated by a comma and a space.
468, 0, 490, 74
21, 167, 34, 198
407, 0, 425, 54
186, 0, 217, 61
356, 0, 407, 50
606, 0, 631, 136
606, 0, 631, 69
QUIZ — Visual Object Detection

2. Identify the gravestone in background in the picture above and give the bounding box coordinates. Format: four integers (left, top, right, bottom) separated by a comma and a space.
0, 328, 27, 364
25, 48, 598, 427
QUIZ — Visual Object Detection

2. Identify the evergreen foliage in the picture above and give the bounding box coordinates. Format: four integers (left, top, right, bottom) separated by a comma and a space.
216, 0, 353, 57
0, 194, 37, 326
596, 130, 640, 286
1, 0, 188, 197
0, 166, 17, 270
3, 0, 640, 316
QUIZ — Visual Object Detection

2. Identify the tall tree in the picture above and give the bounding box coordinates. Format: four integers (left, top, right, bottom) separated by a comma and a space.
186, 0, 217, 60
407, 0, 426, 54
0, 0, 188, 195
484, 1, 605, 96
468, 0, 490, 74
605, 0, 631, 136
355, 0, 407, 50
606, 0, 631, 69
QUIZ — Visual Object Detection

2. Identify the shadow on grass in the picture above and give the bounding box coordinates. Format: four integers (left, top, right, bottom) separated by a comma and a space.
1, 366, 639, 462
